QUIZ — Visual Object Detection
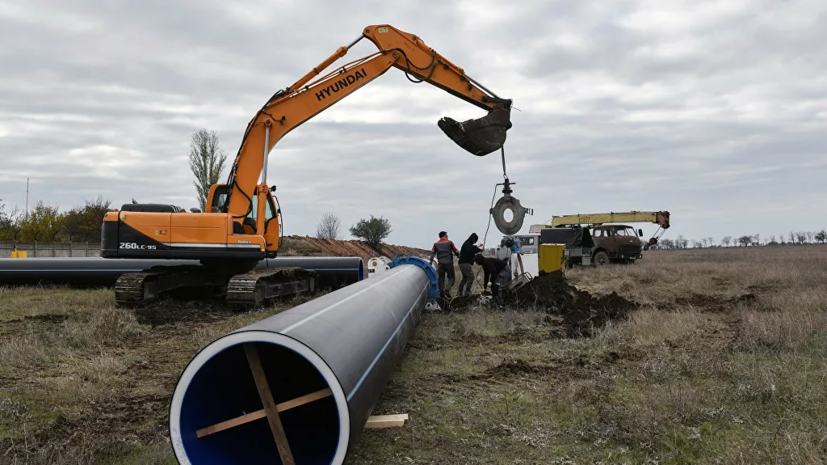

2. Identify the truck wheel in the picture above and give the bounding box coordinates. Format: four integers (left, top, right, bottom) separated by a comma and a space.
593, 251, 609, 267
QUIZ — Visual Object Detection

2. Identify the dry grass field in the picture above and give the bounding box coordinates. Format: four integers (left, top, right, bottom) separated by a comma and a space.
1, 246, 826, 464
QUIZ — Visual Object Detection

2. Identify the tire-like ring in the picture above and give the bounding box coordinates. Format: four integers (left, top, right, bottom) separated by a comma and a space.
491, 195, 527, 235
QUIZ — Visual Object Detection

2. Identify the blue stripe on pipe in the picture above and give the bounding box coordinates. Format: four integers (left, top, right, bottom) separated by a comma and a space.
303, 268, 357, 271
0, 269, 145, 272
0, 267, 358, 273
346, 283, 427, 401
282, 270, 407, 334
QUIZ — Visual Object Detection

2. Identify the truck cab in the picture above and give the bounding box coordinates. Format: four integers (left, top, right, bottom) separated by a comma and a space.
590, 224, 645, 265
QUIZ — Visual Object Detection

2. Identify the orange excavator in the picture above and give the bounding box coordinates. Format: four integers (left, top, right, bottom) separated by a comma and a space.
101, 24, 515, 306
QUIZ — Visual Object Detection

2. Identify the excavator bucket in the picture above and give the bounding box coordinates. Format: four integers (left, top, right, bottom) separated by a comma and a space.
438, 107, 512, 156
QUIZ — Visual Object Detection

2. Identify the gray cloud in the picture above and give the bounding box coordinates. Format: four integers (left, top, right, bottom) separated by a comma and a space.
1, 0, 825, 248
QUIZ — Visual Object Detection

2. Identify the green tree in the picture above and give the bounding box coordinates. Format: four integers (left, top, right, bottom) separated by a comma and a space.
349, 215, 392, 251
62, 208, 84, 241
18, 201, 63, 242
63, 196, 112, 242
816, 230, 827, 244
189, 128, 229, 212
0, 201, 16, 242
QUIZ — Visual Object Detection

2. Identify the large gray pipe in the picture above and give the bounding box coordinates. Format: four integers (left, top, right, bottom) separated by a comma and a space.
263, 257, 365, 290
169, 263, 430, 464
0, 257, 364, 288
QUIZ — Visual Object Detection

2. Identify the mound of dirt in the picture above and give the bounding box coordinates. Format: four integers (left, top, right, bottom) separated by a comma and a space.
282, 235, 430, 260
505, 272, 638, 338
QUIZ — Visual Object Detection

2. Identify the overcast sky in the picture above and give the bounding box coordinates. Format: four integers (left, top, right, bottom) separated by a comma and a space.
1, 0, 825, 248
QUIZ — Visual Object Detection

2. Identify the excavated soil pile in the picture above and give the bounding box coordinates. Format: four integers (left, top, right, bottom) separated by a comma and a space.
506, 272, 638, 338
282, 235, 430, 260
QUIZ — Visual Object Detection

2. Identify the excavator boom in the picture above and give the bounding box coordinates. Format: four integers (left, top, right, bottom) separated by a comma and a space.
223, 24, 511, 220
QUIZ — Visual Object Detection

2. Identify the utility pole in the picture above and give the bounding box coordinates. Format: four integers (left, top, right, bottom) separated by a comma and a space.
25, 178, 29, 219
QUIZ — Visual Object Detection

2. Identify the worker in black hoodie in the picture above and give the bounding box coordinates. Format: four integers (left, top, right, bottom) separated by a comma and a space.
458, 233, 484, 296
473, 254, 509, 300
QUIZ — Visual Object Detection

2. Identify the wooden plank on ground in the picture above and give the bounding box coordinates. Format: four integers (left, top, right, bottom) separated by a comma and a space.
365, 414, 409, 429
245, 344, 296, 465
196, 388, 332, 438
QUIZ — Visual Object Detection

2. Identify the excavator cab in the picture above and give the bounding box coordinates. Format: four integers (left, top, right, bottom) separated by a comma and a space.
208, 183, 280, 255
438, 99, 512, 156
207, 184, 229, 213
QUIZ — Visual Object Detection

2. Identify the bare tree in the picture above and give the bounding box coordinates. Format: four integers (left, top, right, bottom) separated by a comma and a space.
693, 240, 704, 248
789, 231, 796, 244
753, 233, 761, 246
721, 236, 732, 247
795, 232, 806, 244
707, 237, 714, 248
315, 212, 342, 240
806, 231, 815, 244
189, 128, 229, 212
769, 234, 776, 245
738, 235, 752, 247
701, 238, 709, 248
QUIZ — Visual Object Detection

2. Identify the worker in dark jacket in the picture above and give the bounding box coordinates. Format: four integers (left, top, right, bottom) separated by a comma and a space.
429, 231, 459, 298
473, 254, 509, 300
458, 233, 483, 296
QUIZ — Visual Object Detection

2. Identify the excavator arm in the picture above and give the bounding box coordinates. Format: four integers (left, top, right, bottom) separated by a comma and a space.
221, 24, 512, 220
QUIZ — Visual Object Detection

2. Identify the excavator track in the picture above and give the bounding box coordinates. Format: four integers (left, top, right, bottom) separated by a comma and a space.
226, 268, 317, 307
114, 266, 231, 307
114, 272, 154, 307
114, 266, 317, 308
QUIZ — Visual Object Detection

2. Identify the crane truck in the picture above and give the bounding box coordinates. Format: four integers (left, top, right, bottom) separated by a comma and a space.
528, 211, 671, 266
101, 24, 521, 306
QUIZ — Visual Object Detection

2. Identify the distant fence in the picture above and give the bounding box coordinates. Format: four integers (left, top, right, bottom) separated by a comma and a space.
0, 242, 100, 258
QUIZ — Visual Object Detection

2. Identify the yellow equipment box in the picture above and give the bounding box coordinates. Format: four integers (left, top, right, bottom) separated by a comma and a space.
10, 248, 27, 258
538, 244, 565, 274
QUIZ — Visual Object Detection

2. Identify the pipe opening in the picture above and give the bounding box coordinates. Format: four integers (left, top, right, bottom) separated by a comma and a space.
172, 335, 349, 464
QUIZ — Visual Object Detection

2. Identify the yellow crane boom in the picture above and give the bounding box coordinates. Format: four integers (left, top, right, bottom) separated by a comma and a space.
529, 211, 670, 250
550, 211, 670, 228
